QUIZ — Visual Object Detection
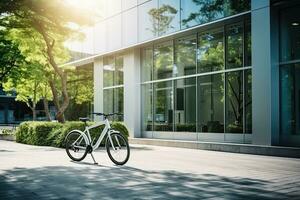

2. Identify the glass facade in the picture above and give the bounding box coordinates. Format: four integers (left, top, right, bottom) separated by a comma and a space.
175, 78, 196, 132
198, 28, 224, 73
141, 17, 252, 138
280, 4, 300, 137
175, 35, 197, 76
138, 0, 250, 42
103, 55, 124, 121
198, 74, 224, 133
181, 0, 250, 29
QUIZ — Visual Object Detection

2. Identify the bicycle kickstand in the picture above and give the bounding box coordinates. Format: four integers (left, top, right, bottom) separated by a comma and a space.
90, 153, 98, 165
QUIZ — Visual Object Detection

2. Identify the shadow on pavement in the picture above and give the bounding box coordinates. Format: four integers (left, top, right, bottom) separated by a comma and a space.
0, 165, 296, 200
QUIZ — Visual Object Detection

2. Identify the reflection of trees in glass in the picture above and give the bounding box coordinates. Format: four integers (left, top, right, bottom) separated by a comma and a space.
245, 70, 252, 133
227, 24, 243, 69
103, 56, 123, 87
103, 56, 115, 87
142, 84, 153, 131
148, 4, 178, 35
198, 29, 224, 72
182, 0, 224, 27
182, 0, 250, 28
141, 47, 153, 81
154, 41, 173, 79
226, 72, 243, 133
114, 87, 123, 121
198, 74, 224, 133
175, 35, 197, 76
154, 81, 173, 131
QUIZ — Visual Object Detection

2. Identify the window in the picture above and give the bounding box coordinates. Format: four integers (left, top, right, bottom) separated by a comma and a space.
103, 56, 124, 87
138, 0, 158, 42
175, 78, 196, 132
103, 88, 124, 121
280, 64, 300, 135
279, 4, 300, 139
280, 6, 300, 62
103, 56, 115, 87
175, 35, 197, 76
141, 18, 252, 138
181, 0, 224, 29
198, 28, 224, 73
225, 71, 243, 133
158, 0, 180, 36
198, 74, 224, 133
154, 81, 173, 131
181, 0, 250, 29
245, 69, 252, 133
226, 23, 243, 69
103, 55, 124, 121
141, 47, 153, 82
142, 84, 153, 131
153, 41, 174, 80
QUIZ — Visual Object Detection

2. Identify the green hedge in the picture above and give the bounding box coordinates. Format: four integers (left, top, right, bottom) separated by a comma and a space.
15, 121, 129, 148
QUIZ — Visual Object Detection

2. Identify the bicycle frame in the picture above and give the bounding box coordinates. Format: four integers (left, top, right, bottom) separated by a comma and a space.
80, 118, 118, 151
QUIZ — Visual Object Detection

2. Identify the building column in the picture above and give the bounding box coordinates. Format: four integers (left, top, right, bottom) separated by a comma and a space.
251, 0, 279, 146
123, 48, 141, 138
93, 57, 104, 122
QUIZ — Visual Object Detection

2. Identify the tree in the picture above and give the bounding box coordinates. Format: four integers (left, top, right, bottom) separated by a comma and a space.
0, 29, 26, 83
0, 0, 93, 123
3, 63, 52, 121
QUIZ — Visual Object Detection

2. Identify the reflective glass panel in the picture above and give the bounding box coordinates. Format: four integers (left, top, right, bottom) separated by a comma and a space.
226, 23, 243, 69
245, 20, 251, 66
280, 63, 300, 135
174, 35, 197, 76
224, 0, 250, 16
158, 0, 180, 36
175, 78, 196, 132
198, 74, 224, 133
154, 81, 173, 131
153, 41, 174, 80
138, 0, 158, 42
142, 84, 153, 131
103, 56, 115, 87
280, 5, 300, 62
225, 71, 243, 133
198, 28, 224, 73
114, 87, 124, 121
181, 0, 250, 29
141, 46, 153, 82
181, 0, 224, 29
104, 89, 114, 115
115, 56, 124, 85
245, 69, 252, 133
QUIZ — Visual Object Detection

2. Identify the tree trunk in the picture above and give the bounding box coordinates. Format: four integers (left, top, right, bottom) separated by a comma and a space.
33, 21, 69, 123
32, 105, 36, 121
43, 98, 51, 121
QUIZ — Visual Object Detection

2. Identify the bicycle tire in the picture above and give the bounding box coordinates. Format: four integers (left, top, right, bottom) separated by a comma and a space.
106, 132, 130, 165
65, 130, 88, 162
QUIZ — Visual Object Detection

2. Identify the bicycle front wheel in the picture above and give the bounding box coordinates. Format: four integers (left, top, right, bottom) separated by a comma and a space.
106, 132, 130, 165
65, 131, 88, 162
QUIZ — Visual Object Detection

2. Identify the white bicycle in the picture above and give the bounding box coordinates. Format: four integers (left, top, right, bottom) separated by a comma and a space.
65, 112, 130, 165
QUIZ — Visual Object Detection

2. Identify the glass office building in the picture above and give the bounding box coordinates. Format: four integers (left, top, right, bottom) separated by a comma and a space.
65, 0, 300, 147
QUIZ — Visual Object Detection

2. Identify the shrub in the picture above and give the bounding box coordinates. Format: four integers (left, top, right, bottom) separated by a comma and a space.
15, 122, 62, 145
15, 121, 129, 148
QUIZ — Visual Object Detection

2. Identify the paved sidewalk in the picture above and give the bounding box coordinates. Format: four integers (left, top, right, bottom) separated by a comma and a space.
0, 141, 300, 200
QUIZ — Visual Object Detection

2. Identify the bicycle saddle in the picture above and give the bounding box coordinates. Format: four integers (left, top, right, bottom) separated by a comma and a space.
79, 117, 89, 122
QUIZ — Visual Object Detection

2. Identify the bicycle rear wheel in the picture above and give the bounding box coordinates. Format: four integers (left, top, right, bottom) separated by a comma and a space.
106, 132, 130, 165
65, 131, 88, 162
